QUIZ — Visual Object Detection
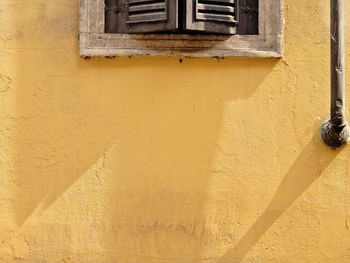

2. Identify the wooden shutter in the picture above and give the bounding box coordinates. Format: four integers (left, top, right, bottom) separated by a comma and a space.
185, 0, 238, 34
114, 0, 178, 33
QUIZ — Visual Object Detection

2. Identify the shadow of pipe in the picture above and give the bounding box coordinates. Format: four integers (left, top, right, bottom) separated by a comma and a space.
218, 134, 339, 263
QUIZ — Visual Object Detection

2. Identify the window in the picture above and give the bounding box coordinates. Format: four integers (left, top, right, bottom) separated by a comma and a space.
105, 0, 241, 35
105, 0, 259, 35
79, 0, 283, 57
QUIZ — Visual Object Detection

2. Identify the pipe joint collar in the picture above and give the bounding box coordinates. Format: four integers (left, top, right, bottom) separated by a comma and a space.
321, 119, 350, 148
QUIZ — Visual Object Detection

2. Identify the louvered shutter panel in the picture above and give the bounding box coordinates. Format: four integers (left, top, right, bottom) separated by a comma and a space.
185, 0, 238, 34
114, 0, 178, 33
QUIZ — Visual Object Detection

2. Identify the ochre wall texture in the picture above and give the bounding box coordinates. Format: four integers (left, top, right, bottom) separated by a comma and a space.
1, 0, 350, 262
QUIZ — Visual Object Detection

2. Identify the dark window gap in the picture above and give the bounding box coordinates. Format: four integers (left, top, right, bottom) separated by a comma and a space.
178, 0, 185, 33
237, 0, 259, 35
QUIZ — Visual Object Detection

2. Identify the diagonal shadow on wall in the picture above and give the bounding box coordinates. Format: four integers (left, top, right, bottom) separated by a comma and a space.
218, 134, 339, 263
9, 1, 279, 261
11, 0, 278, 231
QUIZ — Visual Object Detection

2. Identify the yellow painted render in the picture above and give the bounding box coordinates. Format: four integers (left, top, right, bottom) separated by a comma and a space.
1, 0, 350, 262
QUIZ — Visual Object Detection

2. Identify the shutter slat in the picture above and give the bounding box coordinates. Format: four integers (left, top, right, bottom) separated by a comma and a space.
128, 0, 160, 4
127, 0, 167, 24
196, 13, 236, 23
128, 12, 167, 23
128, 3, 165, 13
195, 0, 237, 24
197, 0, 235, 4
197, 4, 234, 14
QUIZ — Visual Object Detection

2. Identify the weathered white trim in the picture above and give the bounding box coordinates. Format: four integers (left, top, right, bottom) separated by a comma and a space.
79, 0, 284, 58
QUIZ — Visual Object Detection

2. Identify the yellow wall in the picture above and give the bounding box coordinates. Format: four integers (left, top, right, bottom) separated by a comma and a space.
1, 0, 350, 262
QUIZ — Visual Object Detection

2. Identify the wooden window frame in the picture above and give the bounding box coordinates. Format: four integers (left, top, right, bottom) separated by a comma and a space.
79, 0, 284, 58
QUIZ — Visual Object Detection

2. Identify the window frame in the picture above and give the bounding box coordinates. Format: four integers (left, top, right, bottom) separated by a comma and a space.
79, 0, 284, 58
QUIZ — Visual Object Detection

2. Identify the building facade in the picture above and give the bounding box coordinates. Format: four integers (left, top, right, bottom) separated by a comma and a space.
1, 0, 350, 262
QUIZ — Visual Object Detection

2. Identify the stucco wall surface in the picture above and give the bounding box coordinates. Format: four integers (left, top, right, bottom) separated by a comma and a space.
1, 0, 350, 262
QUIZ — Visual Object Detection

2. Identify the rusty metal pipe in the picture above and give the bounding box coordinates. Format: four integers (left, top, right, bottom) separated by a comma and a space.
321, 0, 349, 148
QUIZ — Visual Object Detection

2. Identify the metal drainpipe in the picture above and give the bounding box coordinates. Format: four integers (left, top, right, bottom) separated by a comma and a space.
321, 0, 350, 148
